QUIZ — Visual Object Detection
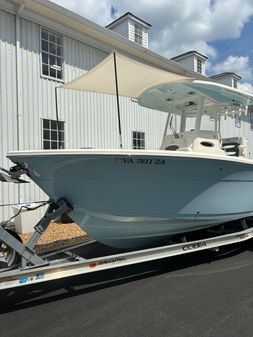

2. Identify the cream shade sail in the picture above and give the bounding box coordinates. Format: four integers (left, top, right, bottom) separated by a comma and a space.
61, 52, 196, 98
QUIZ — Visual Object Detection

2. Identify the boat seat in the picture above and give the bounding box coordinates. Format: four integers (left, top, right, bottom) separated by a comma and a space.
222, 137, 247, 157
192, 137, 225, 155
161, 130, 218, 152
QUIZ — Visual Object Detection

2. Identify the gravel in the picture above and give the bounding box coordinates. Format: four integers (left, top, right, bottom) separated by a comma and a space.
20, 222, 88, 254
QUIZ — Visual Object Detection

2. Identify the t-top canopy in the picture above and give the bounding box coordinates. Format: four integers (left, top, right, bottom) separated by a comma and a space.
139, 80, 253, 115
61, 52, 195, 98
61, 52, 253, 116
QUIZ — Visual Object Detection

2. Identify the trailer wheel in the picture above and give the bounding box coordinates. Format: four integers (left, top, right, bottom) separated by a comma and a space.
0, 230, 22, 268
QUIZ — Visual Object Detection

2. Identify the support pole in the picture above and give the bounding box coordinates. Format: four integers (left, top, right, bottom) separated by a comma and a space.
194, 98, 205, 139
162, 113, 171, 140
113, 51, 123, 149
180, 110, 186, 133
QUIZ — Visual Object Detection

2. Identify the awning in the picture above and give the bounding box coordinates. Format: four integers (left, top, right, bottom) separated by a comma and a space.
61, 52, 196, 98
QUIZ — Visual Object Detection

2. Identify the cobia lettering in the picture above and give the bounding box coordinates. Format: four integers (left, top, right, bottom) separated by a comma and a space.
182, 241, 207, 251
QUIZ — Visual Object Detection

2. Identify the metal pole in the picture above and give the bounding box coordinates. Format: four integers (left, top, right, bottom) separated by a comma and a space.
194, 98, 204, 139
113, 51, 123, 149
162, 112, 171, 140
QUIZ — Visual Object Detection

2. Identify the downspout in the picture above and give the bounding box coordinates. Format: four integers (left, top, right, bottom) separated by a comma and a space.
15, 4, 24, 151
15, 4, 25, 203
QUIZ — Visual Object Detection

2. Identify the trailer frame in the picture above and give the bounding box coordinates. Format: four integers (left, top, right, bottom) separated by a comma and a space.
0, 219, 252, 291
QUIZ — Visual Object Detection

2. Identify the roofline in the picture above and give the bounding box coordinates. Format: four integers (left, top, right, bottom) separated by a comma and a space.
3, 0, 205, 80
106, 12, 151, 28
171, 50, 208, 61
210, 72, 242, 80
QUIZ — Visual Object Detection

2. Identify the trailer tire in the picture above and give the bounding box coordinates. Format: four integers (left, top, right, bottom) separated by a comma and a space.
0, 229, 22, 268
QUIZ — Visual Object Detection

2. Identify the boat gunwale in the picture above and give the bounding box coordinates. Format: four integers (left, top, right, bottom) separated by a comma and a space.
7, 149, 253, 166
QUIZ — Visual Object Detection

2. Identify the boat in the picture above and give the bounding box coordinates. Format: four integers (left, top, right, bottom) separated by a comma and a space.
7, 52, 253, 248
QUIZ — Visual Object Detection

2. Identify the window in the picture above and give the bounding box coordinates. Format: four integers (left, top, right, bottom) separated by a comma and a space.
134, 24, 143, 45
233, 78, 238, 89
42, 119, 65, 149
235, 115, 241, 128
196, 59, 202, 74
41, 28, 64, 80
132, 131, 145, 149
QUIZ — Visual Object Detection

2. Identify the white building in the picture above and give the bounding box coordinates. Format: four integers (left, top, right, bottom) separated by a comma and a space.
171, 51, 208, 76
171, 51, 242, 90
0, 0, 201, 219
1, 0, 253, 221
210, 72, 241, 89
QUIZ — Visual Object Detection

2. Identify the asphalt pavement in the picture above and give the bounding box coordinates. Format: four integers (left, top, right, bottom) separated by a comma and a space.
0, 241, 253, 337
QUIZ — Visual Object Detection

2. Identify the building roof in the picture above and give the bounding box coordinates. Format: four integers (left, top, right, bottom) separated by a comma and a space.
171, 50, 208, 61
106, 12, 151, 29
4, 0, 205, 80
210, 72, 242, 80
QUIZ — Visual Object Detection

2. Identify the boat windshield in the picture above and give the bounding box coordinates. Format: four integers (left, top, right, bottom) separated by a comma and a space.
160, 103, 247, 157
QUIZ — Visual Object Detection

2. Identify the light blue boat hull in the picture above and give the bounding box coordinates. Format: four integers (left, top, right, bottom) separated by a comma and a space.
8, 151, 253, 248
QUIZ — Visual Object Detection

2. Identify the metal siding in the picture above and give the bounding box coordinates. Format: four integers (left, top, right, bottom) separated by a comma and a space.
18, 18, 50, 208
61, 36, 120, 150
0, 9, 19, 220
109, 21, 129, 40
129, 21, 135, 43
120, 97, 167, 149
143, 29, 148, 48
214, 77, 232, 87
175, 57, 195, 72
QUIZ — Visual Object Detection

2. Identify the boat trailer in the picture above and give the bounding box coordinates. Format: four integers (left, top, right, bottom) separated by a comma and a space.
0, 166, 253, 291
0, 198, 253, 290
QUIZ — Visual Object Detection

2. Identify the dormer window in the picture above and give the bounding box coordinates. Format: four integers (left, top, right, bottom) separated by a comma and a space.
210, 73, 241, 88
196, 59, 202, 74
134, 24, 143, 45
171, 51, 207, 76
106, 13, 151, 48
